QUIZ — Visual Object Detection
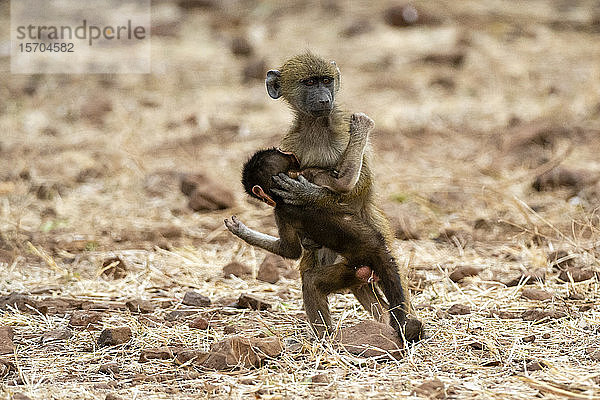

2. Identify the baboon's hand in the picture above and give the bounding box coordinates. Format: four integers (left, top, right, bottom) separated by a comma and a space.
272, 173, 330, 205
350, 112, 374, 136
224, 216, 250, 239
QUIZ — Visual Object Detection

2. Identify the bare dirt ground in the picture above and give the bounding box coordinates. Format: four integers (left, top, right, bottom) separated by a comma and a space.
1, 0, 600, 399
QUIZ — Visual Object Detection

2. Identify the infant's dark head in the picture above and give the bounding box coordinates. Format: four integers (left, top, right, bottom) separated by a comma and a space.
242, 148, 300, 206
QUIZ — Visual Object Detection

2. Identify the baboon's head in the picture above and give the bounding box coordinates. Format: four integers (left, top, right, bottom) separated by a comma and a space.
266, 52, 341, 118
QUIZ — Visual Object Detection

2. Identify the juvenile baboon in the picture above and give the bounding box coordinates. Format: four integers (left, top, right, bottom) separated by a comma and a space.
228, 53, 417, 339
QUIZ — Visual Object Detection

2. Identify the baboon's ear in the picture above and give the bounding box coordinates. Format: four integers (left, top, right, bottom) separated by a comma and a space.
276, 148, 300, 169
252, 185, 276, 207
266, 70, 282, 99
330, 61, 341, 91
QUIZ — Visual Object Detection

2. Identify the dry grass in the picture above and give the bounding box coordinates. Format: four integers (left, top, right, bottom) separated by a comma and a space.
1, 0, 600, 398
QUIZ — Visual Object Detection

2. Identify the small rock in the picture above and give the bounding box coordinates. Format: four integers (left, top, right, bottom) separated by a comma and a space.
11, 393, 32, 400
0, 326, 14, 355
125, 299, 155, 314
420, 52, 465, 68
521, 309, 566, 321
182, 291, 211, 307
202, 336, 283, 370
175, 349, 208, 365
69, 311, 103, 328
257, 257, 280, 284
139, 347, 175, 362
0, 358, 15, 378
165, 309, 197, 322
558, 267, 595, 282
105, 394, 124, 400
0, 293, 37, 312
40, 329, 72, 344
189, 317, 209, 330
449, 266, 481, 282
341, 18, 373, 37
542, 333, 551, 339
177, 0, 215, 9
447, 304, 471, 315
586, 345, 600, 361
222, 261, 252, 279
242, 58, 267, 83
101, 256, 128, 279
525, 360, 547, 371
547, 250, 575, 270
97, 327, 132, 347
98, 363, 120, 375
383, 4, 441, 27
230, 36, 253, 57
180, 174, 234, 212
533, 167, 596, 191
334, 321, 403, 359
521, 288, 552, 301
522, 335, 536, 343
310, 373, 330, 385
223, 325, 237, 335
80, 96, 112, 124
235, 294, 271, 311
414, 378, 446, 399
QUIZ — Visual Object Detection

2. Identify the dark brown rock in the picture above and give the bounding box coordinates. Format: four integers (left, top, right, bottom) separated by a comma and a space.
182, 291, 211, 307
203, 336, 283, 370
257, 256, 280, 284
177, 0, 215, 9
242, 58, 267, 83
525, 360, 547, 371
521, 309, 566, 321
547, 250, 575, 270
586, 344, 600, 361
40, 329, 72, 344
231, 36, 253, 57
0, 326, 14, 355
522, 334, 536, 343
189, 317, 209, 330
80, 96, 112, 124
0, 293, 37, 312
98, 363, 120, 375
421, 52, 465, 68
335, 321, 403, 359
139, 347, 175, 362
235, 294, 271, 311
11, 393, 32, 400
165, 309, 198, 322
0, 358, 15, 378
341, 18, 373, 37
69, 311, 103, 328
447, 304, 471, 315
521, 288, 553, 301
449, 265, 481, 282
180, 174, 234, 212
97, 327, 132, 347
383, 4, 441, 27
175, 349, 208, 365
101, 256, 128, 279
105, 394, 124, 400
222, 261, 252, 279
414, 379, 446, 399
125, 299, 155, 314
558, 267, 595, 282
533, 167, 596, 191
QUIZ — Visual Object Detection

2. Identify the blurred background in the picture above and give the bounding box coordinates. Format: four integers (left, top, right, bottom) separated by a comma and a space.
1, 0, 599, 256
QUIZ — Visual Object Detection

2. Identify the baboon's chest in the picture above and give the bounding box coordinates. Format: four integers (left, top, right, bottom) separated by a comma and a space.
288, 126, 347, 169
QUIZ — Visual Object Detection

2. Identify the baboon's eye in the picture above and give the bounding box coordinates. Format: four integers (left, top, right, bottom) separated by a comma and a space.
322, 77, 332, 85
304, 78, 315, 86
